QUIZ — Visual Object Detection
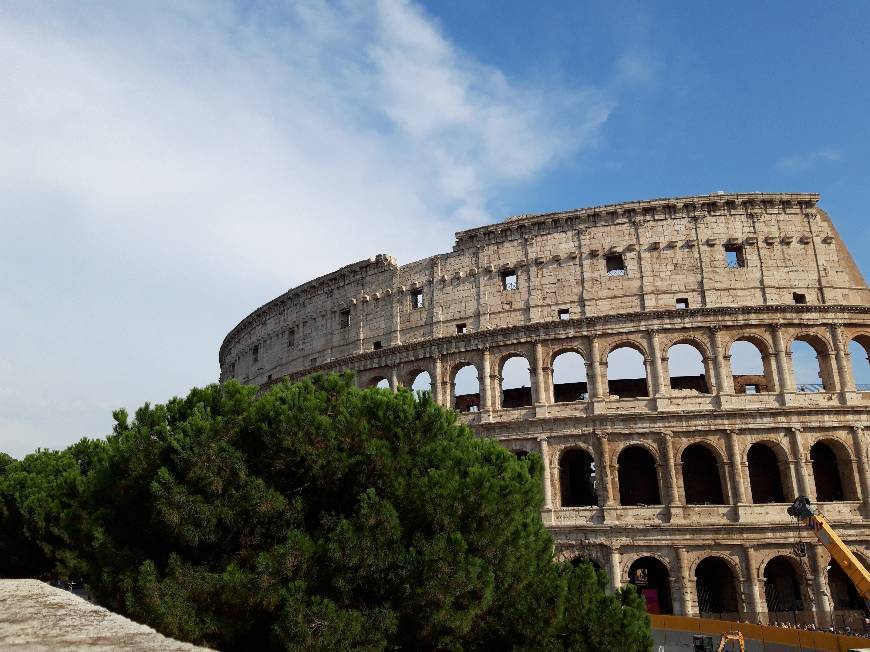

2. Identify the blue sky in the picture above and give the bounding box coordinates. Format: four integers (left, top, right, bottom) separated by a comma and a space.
1, 1, 868, 456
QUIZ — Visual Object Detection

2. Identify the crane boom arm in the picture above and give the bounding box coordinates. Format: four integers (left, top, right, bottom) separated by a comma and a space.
788, 496, 870, 600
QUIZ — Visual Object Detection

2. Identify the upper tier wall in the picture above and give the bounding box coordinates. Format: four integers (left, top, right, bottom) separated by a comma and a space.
219, 192, 868, 385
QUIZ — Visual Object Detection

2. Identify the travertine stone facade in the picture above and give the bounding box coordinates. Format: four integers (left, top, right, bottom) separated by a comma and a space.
220, 192, 870, 624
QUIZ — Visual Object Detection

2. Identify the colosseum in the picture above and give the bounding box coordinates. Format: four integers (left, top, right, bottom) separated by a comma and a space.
219, 192, 870, 626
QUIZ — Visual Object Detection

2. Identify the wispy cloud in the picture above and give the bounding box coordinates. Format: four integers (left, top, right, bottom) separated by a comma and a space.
776, 148, 841, 172
0, 0, 633, 456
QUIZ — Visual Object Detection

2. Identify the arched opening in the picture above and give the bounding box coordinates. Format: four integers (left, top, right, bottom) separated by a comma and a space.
849, 337, 870, 391
668, 343, 709, 394
828, 559, 864, 610
570, 555, 602, 572
512, 450, 529, 462
607, 346, 648, 399
409, 370, 432, 393
681, 444, 725, 505
747, 443, 786, 503
810, 441, 845, 502
500, 355, 532, 408
791, 338, 829, 393
559, 449, 597, 507
453, 364, 480, 412
695, 557, 740, 617
617, 446, 661, 505
763, 556, 806, 613
552, 351, 588, 402
629, 557, 673, 614
729, 339, 770, 394
369, 376, 390, 389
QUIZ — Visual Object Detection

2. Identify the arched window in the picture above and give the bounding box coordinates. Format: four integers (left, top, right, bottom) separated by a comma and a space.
552, 351, 587, 402
763, 556, 806, 614
681, 444, 725, 505
570, 556, 603, 572
810, 441, 845, 502
607, 346, 648, 398
617, 446, 661, 505
849, 337, 870, 391
501, 356, 532, 408
512, 450, 529, 462
747, 443, 786, 503
695, 557, 740, 617
668, 343, 709, 393
409, 370, 432, 393
370, 376, 390, 389
559, 449, 596, 507
791, 338, 828, 393
828, 559, 865, 610
453, 364, 480, 412
629, 557, 672, 614
729, 339, 769, 394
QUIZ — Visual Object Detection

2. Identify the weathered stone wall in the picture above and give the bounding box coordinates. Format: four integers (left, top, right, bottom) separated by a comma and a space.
220, 192, 870, 625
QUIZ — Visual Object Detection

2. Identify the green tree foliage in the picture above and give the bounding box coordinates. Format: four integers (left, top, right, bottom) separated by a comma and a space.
0, 374, 650, 651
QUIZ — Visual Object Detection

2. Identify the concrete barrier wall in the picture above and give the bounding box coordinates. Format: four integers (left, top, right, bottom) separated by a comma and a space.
651, 614, 870, 652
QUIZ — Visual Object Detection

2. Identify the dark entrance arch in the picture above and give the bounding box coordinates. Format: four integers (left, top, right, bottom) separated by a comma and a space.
748, 443, 786, 503
828, 560, 864, 610
629, 557, 672, 614
559, 449, 597, 507
763, 556, 805, 613
695, 557, 740, 617
618, 446, 661, 505
570, 555, 603, 572
681, 444, 725, 504
811, 441, 844, 502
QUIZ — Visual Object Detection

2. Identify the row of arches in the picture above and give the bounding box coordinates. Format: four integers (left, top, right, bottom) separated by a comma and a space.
368, 333, 870, 410
601, 553, 865, 618
557, 439, 856, 508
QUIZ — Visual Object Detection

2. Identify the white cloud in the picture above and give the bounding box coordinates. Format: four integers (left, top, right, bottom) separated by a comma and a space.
776, 148, 841, 173
0, 0, 623, 457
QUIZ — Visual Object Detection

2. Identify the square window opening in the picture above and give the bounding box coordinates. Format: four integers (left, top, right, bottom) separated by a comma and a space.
252, 344, 259, 364
676, 298, 689, 310
501, 269, 518, 291
745, 384, 758, 395
793, 292, 807, 305
339, 309, 351, 329
411, 288, 424, 309
605, 254, 626, 276
287, 328, 295, 348
558, 308, 570, 320
267, 374, 272, 382
724, 245, 746, 268
373, 341, 383, 351
310, 357, 317, 366
456, 323, 467, 334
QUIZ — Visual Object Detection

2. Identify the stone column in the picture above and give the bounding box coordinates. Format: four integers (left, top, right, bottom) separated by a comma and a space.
851, 426, 870, 513
389, 367, 399, 392
831, 323, 856, 401
480, 348, 492, 411
648, 329, 666, 397
609, 546, 622, 592
660, 431, 680, 511
710, 326, 733, 395
741, 545, 763, 619
676, 547, 693, 616
771, 323, 794, 394
588, 336, 605, 400
789, 427, 812, 500
810, 544, 833, 627
432, 355, 444, 406
596, 431, 615, 507
532, 341, 548, 406
727, 429, 747, 506
539, 436, 554, 511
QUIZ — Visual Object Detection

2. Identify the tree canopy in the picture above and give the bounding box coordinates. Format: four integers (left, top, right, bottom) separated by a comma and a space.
0, 373, 650, 651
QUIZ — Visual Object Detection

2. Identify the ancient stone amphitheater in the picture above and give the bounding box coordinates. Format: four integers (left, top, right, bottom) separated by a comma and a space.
220, 192, 870, 626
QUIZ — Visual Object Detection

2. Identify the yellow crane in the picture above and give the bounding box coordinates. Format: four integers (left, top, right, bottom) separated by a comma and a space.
787, 496, 870, 605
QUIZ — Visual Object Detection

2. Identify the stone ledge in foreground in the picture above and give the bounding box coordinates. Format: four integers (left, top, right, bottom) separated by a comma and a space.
0, 579, 211, 651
